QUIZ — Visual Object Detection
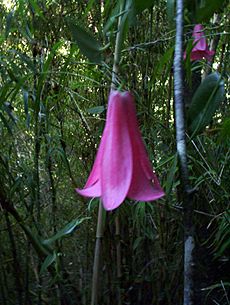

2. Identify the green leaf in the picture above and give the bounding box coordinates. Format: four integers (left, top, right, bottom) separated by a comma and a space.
10, 177, 23, 196
40, 252, 57, 275
188, 73, 225, 137
18, 52, 36, 72
103, 1, 120, 34
196, 0, 226, 22
67, 20, 103, 63
5, 10, 14, 39
37, 41, 63, 100
28, 0, 44, 19
133, 237, 143, 250
87, 106, 105, 114
201, 282, 230, 291
2, 102, 17, 123
219, 117, 230, 142
152, 46, 174, 81
22, 89, 30, 128
83, 0, 96, 17
0, 112, 13, 135
42, 217, 90, 245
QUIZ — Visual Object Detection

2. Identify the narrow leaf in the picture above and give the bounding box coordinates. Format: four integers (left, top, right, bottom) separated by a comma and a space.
87, 106, 105, 114
29, 0, 44, 18
167, 0, 176, 25
0, 112, 13, 135
23, 89, 30, 128
40, 252, 57, 275
42, 217, 90, 245
5, 10, 14, 38
67, 20, 103, 63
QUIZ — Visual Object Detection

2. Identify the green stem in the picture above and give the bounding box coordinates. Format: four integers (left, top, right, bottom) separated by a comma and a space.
91, 2, 126, 303
91, 201, 105, 305
111, 1, 125, 89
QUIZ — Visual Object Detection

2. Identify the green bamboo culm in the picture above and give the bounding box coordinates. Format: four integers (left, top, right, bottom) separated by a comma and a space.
91, 2, 125, 304
91, 201, 105, 305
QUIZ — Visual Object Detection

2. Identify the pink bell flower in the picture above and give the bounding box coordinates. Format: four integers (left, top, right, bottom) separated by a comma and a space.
185, 24, 215, 61
76, 90, 165, 211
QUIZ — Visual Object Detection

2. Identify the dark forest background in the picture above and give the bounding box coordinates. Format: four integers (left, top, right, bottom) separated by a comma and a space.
0, 1, 229, 305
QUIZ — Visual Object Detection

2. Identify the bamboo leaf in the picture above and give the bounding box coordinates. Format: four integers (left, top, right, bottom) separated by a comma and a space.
188, 73, 225, 137
87, 106, 105, 114
67, 20, 103, 63
0, 112, 13, 135
40, 252, 57, 275
28, 0, 44, 18
22, 89, 30, 128
42, 217, 90, 245
5, 10, 14, 38
167, 0, 176, 25
37, 41, 63, 99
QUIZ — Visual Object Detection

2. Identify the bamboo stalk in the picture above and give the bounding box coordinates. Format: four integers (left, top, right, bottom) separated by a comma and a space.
91, 2, 125, 303
115, 215, 122, 305
111, 1, 125, 89
5, 213, 23, 305
91, 201, 105, 305
111, 3, 125, 304
173, 1, 195, 304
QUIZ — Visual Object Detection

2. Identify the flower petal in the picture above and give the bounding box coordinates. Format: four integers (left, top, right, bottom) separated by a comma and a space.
128, 162, 165, 201
76, 180, 101, 197
124, 92, 164, 201
76, 129, 107, 198
101, 91, 133, 211
124, 92, 154, 180
76, 103, 112, 197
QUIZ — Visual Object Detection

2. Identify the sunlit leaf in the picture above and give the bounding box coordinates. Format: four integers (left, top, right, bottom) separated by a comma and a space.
87, 106, 105, 114
5, 10, 14, 38
28, 0, 44, 18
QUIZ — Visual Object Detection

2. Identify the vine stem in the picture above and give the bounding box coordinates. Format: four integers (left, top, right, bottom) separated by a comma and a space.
173, 1, 194, 305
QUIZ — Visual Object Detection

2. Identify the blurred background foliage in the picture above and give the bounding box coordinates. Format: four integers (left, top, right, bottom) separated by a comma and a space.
0, 0, 229, 304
